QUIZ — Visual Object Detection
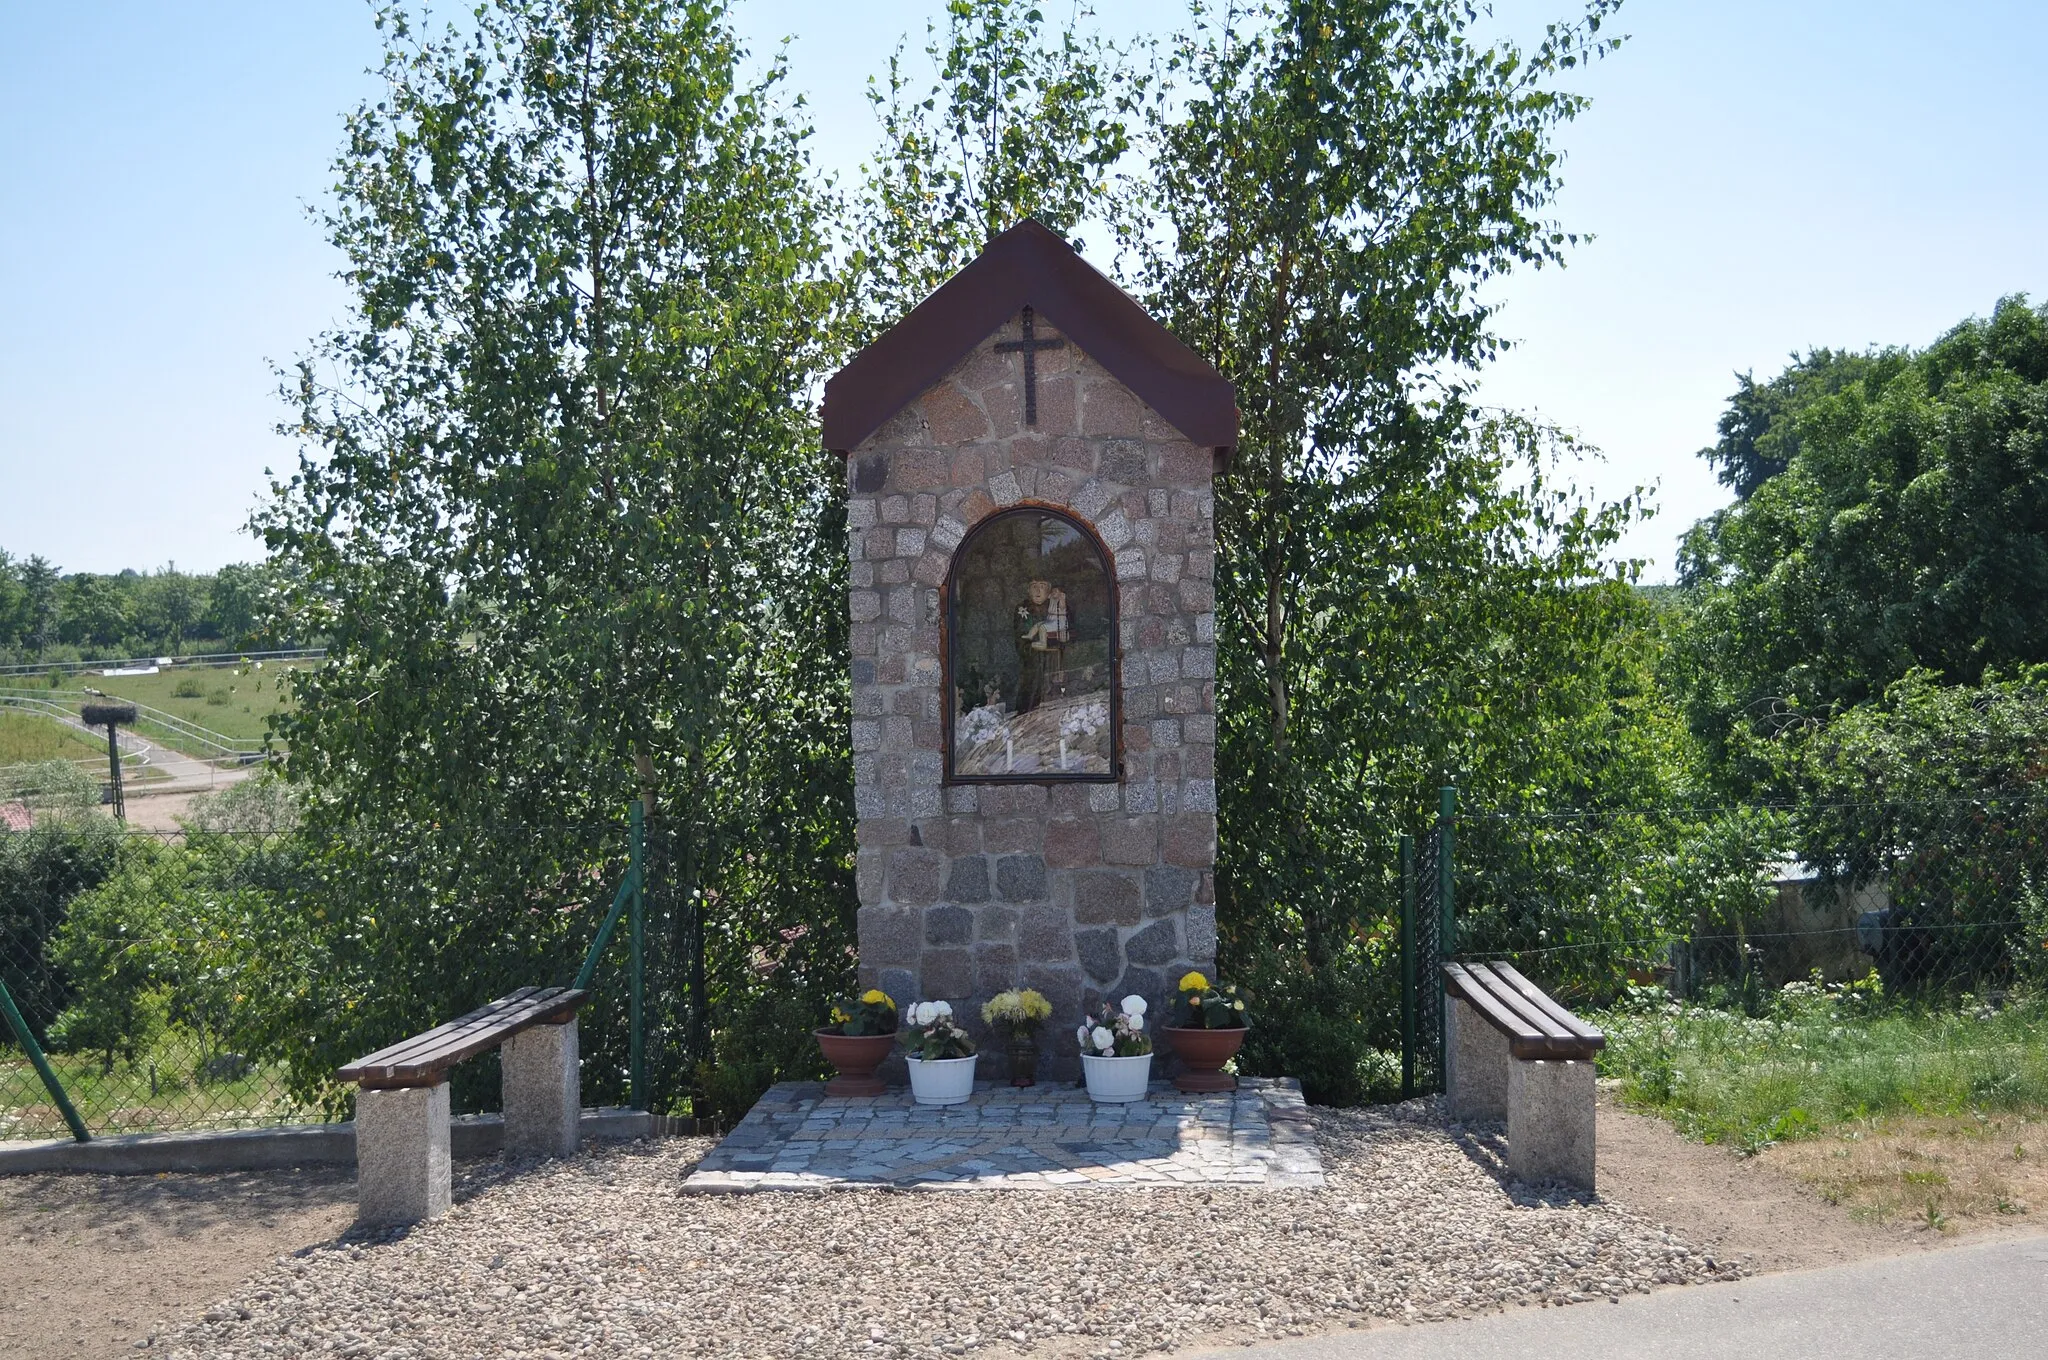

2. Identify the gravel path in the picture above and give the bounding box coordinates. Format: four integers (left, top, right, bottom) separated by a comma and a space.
156, 1100, 1738, 1359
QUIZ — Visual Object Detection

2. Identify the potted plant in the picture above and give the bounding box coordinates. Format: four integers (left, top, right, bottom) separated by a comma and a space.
1161, 971, 1249, 1092
1076, 995, 1153, 1102
815, 990, 899, 1096
981, 988, 1053, 1086
901, 1001, 978, 1105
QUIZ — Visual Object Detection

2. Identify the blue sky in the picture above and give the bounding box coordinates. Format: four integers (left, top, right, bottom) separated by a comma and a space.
2, 1, 2043, 577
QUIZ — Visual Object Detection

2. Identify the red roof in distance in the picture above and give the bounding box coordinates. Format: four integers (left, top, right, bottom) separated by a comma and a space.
822, 219, 1238, 456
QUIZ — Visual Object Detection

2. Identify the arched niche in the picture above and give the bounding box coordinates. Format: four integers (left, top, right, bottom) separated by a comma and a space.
943, 507, 1120, 782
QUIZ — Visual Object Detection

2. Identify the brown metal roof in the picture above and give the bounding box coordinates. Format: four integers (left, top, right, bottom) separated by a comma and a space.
823, 219, 1238, 455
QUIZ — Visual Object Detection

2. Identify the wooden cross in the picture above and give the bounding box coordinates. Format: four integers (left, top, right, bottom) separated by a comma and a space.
993, 306, 1066, 425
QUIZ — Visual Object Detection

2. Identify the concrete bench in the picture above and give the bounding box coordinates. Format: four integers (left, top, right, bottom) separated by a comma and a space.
338, 985, 587, 1225
1442, 961, 1604, 1189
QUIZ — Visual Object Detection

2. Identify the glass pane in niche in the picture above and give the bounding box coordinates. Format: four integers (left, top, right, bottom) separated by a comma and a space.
948, 510, 1115, 778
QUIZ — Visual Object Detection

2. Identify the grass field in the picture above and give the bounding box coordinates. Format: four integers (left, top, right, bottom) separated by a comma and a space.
1597, 982, 2047, 1231
0, 1041, 310, 1141
22, 662, 309, 749
0, 711, 105, 765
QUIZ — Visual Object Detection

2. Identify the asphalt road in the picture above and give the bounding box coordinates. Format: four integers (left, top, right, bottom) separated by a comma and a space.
1185, 1232, 2048, 1360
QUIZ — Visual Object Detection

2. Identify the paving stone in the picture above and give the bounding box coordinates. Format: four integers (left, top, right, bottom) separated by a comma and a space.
682, 1077, 1324, 1193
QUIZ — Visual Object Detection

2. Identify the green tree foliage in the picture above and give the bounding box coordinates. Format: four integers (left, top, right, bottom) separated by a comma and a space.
1121, 0, 1650, 1099
1675, 297, 2048, 792
256, 0, 850, 1115
1694, 350, 1887, 502
0, 554, 300, 659
0, 811, 121, 1039
1785, 667, 2048, 989
56, 574, 131, 649
852, 0, 1140, 326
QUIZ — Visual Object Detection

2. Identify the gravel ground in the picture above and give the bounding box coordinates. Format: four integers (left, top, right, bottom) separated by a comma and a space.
155, 1100, 1739, 1359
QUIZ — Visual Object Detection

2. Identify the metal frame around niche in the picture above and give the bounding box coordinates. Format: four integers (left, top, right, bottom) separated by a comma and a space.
939, 502, 1122, 786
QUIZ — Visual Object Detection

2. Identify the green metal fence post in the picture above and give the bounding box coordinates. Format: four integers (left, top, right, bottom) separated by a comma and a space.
1438, 785, 1457, 956
0, 976, 90, 1143
629, 799, 645, 1113
1399, 833, 1417, 1099
1436, 785, 1457, 1088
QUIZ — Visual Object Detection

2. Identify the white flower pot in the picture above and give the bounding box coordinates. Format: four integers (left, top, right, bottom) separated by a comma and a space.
905, 1053, 978, 1106
1081, 1051, 1154, 1103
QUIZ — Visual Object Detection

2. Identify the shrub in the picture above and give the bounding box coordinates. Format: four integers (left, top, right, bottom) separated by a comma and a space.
694, 986, 828, 1126
0, 759, 101, 811
45, 840, 188, 1071
1235, 955, 1398, 1106
0, 812, 121, 1036
172, 677, 206, 699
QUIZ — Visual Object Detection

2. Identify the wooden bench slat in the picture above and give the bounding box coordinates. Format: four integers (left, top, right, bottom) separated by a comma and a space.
342, 990, 581, 1086
338, 987, 586, 1086
380, 987, 573, 1073
1490, 962, 1605, 1049
1443, 962, 1548, 1046
386, 988, 583, 1073
1468, 964, 1580, 1043
381, 990, 573, 1074
1442, 962, 1602, 1061
339, 987, 544, 1078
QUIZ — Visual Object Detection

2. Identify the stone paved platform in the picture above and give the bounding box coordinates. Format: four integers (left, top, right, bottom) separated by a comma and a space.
681, 1077, 1324, 1192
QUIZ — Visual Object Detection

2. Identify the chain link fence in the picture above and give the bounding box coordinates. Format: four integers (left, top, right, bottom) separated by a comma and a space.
1396, 792, 2048, 1091
1450, 796, 2046, 1005
2, 800, 669, 1142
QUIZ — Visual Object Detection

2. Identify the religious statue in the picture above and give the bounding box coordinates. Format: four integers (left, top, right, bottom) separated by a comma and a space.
1011, 580, 1069, 714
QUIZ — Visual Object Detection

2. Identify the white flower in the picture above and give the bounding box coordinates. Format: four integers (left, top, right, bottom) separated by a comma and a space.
913, 1002, 936, 1025
931, 1000, 953, 1018
1128, 1015, 1144, 1032
1091, 1025, 1114, 1053
1076, 1024, 1090, 1048
1121, 995, 1147, 1017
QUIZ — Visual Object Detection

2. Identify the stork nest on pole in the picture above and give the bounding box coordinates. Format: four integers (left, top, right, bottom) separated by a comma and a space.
81, 702, 139, 728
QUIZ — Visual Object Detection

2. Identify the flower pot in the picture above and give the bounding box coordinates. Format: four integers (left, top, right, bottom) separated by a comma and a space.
906, 1053, 978, 1106
1081, 1051, 1154, 1103
1163, 1024, 1247, 1093
816, 1030, 894, 1098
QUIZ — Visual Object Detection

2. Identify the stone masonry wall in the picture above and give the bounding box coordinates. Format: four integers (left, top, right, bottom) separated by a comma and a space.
850, 311, 1218, 1082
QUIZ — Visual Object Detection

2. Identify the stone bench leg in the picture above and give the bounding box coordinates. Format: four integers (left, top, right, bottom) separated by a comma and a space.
502, 1017, 580, 1159
355, 1082, 451, 1226
1445, 996, 1509, 1121
1507, 1058, 1596, 1189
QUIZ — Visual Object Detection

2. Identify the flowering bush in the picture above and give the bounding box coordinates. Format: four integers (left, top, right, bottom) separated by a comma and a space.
982, 988, 1053, 1031
822, 989, 898, 1037
901, 1000, 977, 1060
1076, 994, 1153, 1057
1173, 971, 1248, 1030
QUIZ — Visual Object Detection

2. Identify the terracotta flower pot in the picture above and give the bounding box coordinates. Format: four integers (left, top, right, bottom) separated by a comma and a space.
816, 1029, 895, 1097
1163, 1024, 1247, 1092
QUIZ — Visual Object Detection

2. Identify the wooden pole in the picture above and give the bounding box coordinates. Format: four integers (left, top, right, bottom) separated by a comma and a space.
104, 724, 124, 822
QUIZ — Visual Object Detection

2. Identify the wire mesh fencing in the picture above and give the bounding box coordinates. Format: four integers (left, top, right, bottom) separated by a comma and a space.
2, 808, 661, 1142
1446, 795, 2048, 1010
1, 822, 307, 1139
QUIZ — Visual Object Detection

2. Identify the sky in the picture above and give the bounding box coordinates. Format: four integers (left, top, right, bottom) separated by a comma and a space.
2, 1, 2043, 579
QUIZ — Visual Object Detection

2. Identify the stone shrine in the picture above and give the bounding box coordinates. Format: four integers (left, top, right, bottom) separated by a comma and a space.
823, 219, 1238, 1081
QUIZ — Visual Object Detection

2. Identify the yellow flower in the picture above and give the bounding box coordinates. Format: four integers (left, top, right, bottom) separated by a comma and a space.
1179, 971, 1210, 992
862, 989, 894, 1008
830, 1007, 849, 1024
